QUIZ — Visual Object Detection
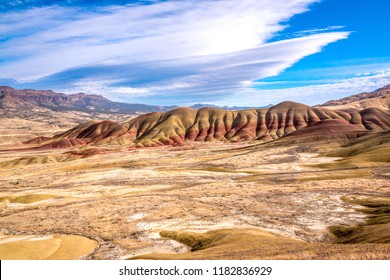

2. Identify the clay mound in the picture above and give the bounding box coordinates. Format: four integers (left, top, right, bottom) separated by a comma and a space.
64, 148, 107, 159
35, 101, 390, 148
133, 101, 350, 146
40, 138, 88, 149
258, 101, 345, 136
39, 120, 115, 149
326, 130, 390, 162
185, 107, 255, 143
67, 120, 119, 140
23, 136, 52, 144
359, 107, 390, 130
54, 120, 105, 138
309, 130, 390, 169
134, 108, 197, 147
281, 119, 368, 143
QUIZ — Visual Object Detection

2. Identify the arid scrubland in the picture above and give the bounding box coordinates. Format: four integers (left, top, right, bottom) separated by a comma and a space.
0, 136, 389, 259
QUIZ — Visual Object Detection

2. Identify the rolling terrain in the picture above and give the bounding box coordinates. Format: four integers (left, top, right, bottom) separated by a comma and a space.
0, 85, 389, 260
27, 101, 390, 149
319, 84, 390, 111
0, 86, 176, 114
0, 86, 261, 145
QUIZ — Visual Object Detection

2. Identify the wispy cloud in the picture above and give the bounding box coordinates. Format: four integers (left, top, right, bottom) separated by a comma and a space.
219, 71, 390, 107
0, 1, 153, 11
16, 31, 348, 104
291, 25, 345, 37
0, 0, 354, 105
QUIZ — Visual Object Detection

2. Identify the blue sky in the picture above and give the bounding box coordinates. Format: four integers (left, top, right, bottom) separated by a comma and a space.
0, 0, 389, 106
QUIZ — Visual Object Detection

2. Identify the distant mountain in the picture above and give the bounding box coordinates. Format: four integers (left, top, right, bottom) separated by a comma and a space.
319, 84, 390, 110
0, 86, 272, 114
0, 86, 176, 114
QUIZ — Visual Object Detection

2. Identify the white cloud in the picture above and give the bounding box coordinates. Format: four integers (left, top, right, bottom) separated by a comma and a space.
291, 25, 345, 37
218, 71, 390, 106
0, 0, 361, 105
45, 30, 348, 104
114, 32, 349, 96
63, 78, 193, 101
1, 0, 323, 80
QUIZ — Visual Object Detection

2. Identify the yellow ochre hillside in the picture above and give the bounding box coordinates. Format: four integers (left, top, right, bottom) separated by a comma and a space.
30, 101, 390, 148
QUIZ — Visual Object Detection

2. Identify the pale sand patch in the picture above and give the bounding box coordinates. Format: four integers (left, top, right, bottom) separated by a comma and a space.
0, 194, 57, 204
129, 219, 247, 257
127, 213, 147, 222
123, 218, 295, 258
0, 234, 97, 260
120, 239, 189, 260
0, 235, 40, 244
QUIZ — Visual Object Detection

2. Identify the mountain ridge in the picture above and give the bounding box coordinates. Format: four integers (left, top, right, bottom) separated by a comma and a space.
0, 86, 269, 114
0, 86, 177, 114
318, 84, 390, 110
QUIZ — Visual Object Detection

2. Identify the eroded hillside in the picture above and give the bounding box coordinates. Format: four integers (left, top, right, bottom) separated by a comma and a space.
32, 101, 390, 148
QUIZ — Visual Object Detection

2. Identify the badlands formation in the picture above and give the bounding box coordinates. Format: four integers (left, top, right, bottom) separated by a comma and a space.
28, 101, 389, 148
0, 87, 389, 260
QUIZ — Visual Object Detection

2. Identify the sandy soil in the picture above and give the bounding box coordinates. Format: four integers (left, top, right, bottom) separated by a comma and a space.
0, 110, 137, 145
0, 234, 97, 260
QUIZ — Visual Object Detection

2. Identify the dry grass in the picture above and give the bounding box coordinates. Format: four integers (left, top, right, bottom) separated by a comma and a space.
329, 196, 390, 244
131, 228, 390, 260
0, 127, 389, 260
316, 131, 390, 168
297, 169, 371, 182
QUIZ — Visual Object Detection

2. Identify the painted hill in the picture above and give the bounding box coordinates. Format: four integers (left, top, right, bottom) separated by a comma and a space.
30, 101, 390, 148
319, 84, 390, 111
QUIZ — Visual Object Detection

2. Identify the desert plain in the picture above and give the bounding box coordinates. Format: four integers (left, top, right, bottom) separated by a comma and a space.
1, 0, 390, 262
0, 115, 389, 260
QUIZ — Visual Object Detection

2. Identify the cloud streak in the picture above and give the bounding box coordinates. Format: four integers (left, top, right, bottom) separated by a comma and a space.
220, 71, 390, 107
0, 0, 353, 105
